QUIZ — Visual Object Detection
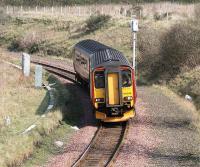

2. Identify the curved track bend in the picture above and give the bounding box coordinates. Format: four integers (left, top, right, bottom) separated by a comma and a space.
32, 59, 129, 167
31, 59, 76, 82
72, 122, 129, 167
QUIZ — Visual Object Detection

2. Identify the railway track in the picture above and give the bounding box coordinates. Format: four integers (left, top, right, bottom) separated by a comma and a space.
32, 59, 129, 167
72, 122, 129, 167
31, 59, 76, 82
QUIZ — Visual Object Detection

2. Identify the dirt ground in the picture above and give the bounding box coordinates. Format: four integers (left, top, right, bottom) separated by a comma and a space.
114, 86, 200, 167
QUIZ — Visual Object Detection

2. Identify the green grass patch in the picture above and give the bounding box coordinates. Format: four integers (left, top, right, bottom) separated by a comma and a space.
22, 124, 74, 167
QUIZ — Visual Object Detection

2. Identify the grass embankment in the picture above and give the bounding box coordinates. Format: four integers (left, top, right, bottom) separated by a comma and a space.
154, 85, 200, 131
0, 56, 83, 166
23, 75, 83, 167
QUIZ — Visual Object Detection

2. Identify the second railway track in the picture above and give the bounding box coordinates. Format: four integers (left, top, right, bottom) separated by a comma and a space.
72, 122, 129, 167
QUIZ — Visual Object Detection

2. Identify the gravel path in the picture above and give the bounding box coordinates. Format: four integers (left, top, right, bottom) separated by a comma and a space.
114, 86, 200, 167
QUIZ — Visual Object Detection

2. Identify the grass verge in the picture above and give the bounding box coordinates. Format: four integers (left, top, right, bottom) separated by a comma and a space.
0, 56, 83, 167
153, 85, 200, 131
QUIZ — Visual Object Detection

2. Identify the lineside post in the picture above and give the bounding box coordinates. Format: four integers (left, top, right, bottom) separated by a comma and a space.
35, 65, 43, 88
131, 18, 139, 78
22, 53, 30, 77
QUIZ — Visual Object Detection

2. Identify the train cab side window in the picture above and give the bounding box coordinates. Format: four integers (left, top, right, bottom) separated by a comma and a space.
122, 70, 132, 87
94, 71, 105, 89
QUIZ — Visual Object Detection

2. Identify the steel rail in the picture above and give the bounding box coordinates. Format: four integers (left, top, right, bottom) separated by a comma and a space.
72, 121, 129, 167
31, 59, 129, 167
31, 60, 76, 82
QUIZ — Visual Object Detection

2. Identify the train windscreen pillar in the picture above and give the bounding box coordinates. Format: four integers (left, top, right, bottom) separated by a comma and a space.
22, 53, 30, 77
35, 65, 43, 88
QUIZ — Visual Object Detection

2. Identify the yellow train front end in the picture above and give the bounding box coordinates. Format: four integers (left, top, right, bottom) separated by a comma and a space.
91, 66, 136, 122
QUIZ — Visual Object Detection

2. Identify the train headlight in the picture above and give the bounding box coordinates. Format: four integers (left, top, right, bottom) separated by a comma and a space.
95, 98, 104, 103
124, 96, 133, 101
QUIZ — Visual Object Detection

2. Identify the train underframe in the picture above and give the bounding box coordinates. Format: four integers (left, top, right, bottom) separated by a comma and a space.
95, 108, 135, 122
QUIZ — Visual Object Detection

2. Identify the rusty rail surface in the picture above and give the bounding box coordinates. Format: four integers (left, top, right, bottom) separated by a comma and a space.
31, 59, 76, 82
72, 122, 129, 167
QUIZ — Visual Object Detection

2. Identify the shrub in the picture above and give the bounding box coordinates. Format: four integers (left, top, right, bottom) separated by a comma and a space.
169, 67, 200, 109
8, 32, 44, 53
154, 12, 172, 21
160, 21, 200, 78
137, 24, 164, 84
85, 14, 111, 33
0, 9, 11, 25
126, 5, 143, 18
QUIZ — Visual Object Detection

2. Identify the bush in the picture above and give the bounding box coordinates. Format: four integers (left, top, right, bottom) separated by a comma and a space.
169, 67, 200, 109
8, 32, 44, 53
137, 18, 200, 84
85, 14, 111, 33
0, 9, 11, 25
137, 24, 164, 84
154, 12, 172, 21
160, 21, 200, 78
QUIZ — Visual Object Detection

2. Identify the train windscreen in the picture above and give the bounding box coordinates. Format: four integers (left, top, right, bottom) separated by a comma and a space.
95, 71, 105, 88
122, 70, 132, 87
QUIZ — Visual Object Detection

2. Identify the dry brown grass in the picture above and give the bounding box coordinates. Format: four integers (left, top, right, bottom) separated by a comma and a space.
169, 67, 200, 110
194, 4, 200, 21
142, 2, 196, 19
0, 57, 63, 166
2, 2, 197, 20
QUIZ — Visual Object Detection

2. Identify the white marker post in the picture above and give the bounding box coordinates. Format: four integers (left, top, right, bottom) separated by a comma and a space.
22, 53, 30, 77
35, 65, 43, 88
131, 19, 138, 74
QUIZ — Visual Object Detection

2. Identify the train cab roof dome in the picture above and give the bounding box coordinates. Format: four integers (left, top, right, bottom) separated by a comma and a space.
75, 39, 130, 68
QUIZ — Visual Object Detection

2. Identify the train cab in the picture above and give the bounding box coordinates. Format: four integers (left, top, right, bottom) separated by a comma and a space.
92, 66, 136, 122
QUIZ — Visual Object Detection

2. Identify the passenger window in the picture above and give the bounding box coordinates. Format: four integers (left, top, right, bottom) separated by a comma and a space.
95, 71, 105, 89
122, 70, 132, 87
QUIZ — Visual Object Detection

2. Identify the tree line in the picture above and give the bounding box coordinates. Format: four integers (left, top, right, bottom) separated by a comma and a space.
0, 0, 199, 6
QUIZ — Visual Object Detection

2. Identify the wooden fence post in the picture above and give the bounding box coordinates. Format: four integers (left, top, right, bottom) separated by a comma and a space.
78, 6, 80, 16
101, 6, 104, 15
89, 6, 92, 16
61, 6, 63, 14
52, 6, 54, 14
6, 6, 8, 14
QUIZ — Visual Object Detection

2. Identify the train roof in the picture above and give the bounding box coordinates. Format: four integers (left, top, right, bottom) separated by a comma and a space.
75, 39, 131, 69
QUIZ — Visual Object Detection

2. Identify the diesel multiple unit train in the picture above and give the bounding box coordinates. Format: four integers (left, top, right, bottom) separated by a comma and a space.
73, 39, 137, 122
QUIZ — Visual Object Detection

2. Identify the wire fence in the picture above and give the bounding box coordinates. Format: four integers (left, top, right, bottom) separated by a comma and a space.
2, 2, 196, 19
5, 5, 132, 18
